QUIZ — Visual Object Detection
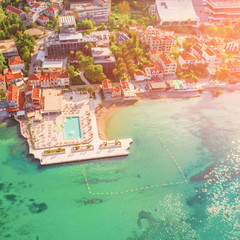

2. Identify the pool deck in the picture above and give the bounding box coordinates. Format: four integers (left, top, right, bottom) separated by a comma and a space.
32, 138, 133, 166
18, 91, 133, 166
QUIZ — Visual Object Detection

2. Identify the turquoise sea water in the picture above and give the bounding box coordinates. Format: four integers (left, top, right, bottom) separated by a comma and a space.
0, 91, 240, 240
64, 117, 81, 139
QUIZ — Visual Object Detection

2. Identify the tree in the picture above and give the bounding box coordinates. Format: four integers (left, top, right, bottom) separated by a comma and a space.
79, 56, 94, 70
182, 40, 193, 52
0, 53, 6, 73
85, 64, 106, 83
110, 34, 117, 45
84, 42, 94, 52
225, 18, 232, 26
76, 51, 84, 61
112, 5, 119, 13
87, 85, 95, 97
0, 89, 6, 99
77, 19, 94, 30
152, 14, 159, 26
216, 67, 230, 82
24, 6, 30, 12
118, 1, 130, 14
67, 65, 76, 79
55, 25, 60, 33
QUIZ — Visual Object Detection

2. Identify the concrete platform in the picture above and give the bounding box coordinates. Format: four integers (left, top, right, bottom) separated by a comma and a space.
30, 138, 133, 165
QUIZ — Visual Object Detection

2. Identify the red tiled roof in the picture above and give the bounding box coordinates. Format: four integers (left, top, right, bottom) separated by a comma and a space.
6, 5, 24, 15
180, 53, 197, 61
32, 88, 40, 100
31, 3, 40, 8
143, 64, 154, 70
193, 46, 203, 56
13, 71, 23, 79
102, 79, 112, 89
151, 36, 174, 42
38, 15, 49, 21
153, 62, 163, 71
18, 90, 25, 110
205, 48, 215, 57
8, 85, 18, 102
59, 71, 69, 78
185, 38, 199, 45
0, 74, 5, 82
4, 72, 13, 83
26, 84, 33, 92
159, 53, 175, 65
7, 107, 19, 112
8, 56, 23, 66
150, 50, 162, 55
40, 73, 50, 82
49, 70, 69, 80
28, 73, 40, 81
45, 7, 58, 12
121, 81, 129, 90
135, 71, 144, 76
112, 87, 121, 93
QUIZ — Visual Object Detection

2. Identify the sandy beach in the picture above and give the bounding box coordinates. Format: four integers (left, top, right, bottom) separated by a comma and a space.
95, 92, 200, 140
95, 100, 136, 140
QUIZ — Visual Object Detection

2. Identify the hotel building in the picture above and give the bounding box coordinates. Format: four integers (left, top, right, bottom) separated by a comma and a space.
154, 0, 199, 26
204, 0, 240, 23
45, 16, 98, 57
70, 0, 111, 25
91, 47, 116, 76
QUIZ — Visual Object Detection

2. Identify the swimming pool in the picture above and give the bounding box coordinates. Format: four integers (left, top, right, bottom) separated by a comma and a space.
64, 117, 81, 139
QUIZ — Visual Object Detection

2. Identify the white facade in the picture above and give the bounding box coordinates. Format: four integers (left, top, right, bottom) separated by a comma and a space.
31, 2, 48, 13
225, 42, 239, 52
202, 48, 223, 67
134, 71, 145, 81
155, 0, 199, 26
178, 53, 199, 69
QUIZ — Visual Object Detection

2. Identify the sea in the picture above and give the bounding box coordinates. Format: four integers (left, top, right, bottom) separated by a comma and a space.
0, 91, 239, 240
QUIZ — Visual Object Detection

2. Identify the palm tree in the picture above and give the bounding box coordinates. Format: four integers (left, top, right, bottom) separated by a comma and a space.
70, 51, 74, 60
87, 85, 95, 97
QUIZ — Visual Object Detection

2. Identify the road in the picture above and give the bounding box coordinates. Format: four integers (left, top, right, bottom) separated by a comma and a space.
29, 29, 53, 74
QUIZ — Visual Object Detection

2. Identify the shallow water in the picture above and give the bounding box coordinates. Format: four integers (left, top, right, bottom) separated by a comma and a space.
0, 91, 240, 240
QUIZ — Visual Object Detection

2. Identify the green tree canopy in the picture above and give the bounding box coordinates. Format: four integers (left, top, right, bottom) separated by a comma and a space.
118, 0, 130, 14
77, 19, 94, 30
182, 40, 193, 52
0, 53, 6, 73
216, 67, 230, 82
85, 65, 106, 83
67, 65, 76, 79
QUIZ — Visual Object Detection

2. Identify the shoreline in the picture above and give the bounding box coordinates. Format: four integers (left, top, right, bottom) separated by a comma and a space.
95, 100, 136, 140
95, 87, 240, 140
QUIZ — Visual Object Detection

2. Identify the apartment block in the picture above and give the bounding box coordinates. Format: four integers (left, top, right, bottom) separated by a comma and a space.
91, 47, 116, 76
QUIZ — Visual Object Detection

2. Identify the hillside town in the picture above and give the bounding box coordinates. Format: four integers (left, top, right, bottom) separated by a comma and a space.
1, 0, 240, 164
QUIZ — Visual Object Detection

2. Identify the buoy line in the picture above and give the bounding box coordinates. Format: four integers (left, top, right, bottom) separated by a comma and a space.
80, 108, 188, 195
143, 109, 187, 182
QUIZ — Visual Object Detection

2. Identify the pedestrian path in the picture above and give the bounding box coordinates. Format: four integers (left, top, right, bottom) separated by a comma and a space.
80, 71, 91, 86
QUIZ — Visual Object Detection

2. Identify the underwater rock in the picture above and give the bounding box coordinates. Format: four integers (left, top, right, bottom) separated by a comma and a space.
187, 192, 206, 206
76, 198, 103, 205
28, 202, 48, 214
0, 183, 4, 191
4, 194, 17, 204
